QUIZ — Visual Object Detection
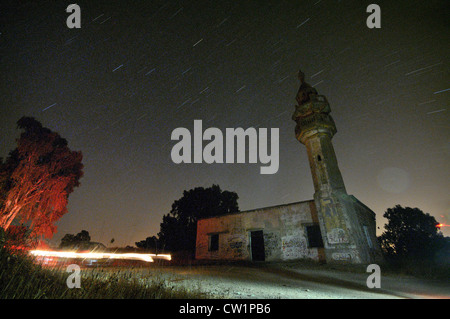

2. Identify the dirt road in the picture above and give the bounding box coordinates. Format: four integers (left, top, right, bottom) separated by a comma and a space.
148, 262, 450, 299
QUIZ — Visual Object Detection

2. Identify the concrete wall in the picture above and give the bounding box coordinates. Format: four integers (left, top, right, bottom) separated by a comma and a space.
350, 195, 384, 263
195, 200, 324, 262
312, 193, 382, 264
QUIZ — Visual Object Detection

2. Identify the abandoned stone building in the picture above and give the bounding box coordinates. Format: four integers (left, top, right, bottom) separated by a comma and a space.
195, 70, 383, 264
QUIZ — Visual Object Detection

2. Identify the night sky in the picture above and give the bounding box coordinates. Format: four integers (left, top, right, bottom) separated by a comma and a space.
1, 0, 449, 247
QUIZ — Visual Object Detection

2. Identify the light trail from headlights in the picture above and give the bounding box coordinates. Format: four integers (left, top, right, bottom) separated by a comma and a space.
29, 250, 171, 262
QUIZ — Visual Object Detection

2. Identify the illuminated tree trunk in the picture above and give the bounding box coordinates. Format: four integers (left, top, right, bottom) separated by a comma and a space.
0, 116, 83, 238
0, 203, 22, 230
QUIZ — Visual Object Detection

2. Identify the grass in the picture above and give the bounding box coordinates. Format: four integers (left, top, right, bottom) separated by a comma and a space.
0, 247, 210, 299
3, 245, 447, 299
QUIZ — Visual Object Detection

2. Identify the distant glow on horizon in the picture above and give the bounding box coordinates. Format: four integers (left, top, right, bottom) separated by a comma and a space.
29, 250, 171, 262
436, 223, 450, 228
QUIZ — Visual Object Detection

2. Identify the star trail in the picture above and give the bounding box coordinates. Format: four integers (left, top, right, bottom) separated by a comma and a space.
0, 0, 448, 246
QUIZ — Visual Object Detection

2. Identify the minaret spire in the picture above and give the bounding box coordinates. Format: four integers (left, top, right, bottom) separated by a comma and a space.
292, 70, 346, 196
292, 70, 377, 264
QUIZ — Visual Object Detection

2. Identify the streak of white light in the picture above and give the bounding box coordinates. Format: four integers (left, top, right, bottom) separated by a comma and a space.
29, 250, 171, 262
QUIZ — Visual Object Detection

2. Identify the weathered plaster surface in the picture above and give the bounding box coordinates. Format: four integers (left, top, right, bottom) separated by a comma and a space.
196, 201, 321, 261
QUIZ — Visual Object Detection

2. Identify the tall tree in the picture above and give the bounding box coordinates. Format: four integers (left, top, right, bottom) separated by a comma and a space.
0, 117, 83, 238
378, 205, 444, 260
158, 185, 239, 253
60, 230, 91, 249
135, 235, 159, 252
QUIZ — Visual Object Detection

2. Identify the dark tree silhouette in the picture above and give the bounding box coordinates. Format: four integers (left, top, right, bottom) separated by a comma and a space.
135, 236, 159, 252
60, 230, 91, 249
157, 185, 239, 253
0, 117, 83, 238
378, 205, 444, 261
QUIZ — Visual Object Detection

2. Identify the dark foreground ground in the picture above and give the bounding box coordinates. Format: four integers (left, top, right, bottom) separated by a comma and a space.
83, 261, 450, 299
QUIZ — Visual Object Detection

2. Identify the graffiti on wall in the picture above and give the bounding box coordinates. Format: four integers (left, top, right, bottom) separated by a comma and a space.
226, 234, 247, 258
281, 231, 309, 260
263, 232, 280, 259
327, 228, 348, 244
332, 252, 353, 261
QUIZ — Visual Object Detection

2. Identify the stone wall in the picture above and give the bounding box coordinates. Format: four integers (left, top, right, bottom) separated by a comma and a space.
350, 195, 384, 263
195, 200, 323, 262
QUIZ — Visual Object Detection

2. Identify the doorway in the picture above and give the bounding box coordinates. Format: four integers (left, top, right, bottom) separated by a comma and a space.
250, 230, 265, 261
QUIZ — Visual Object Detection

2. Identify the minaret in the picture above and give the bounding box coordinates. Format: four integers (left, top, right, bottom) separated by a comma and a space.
292, 70, 374, 264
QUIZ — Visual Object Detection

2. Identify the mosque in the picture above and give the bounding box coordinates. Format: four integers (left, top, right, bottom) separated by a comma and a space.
195, 71, 383, 264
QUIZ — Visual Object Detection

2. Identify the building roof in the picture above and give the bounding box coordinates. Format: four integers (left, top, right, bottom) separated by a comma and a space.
197, 199, 314, 221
